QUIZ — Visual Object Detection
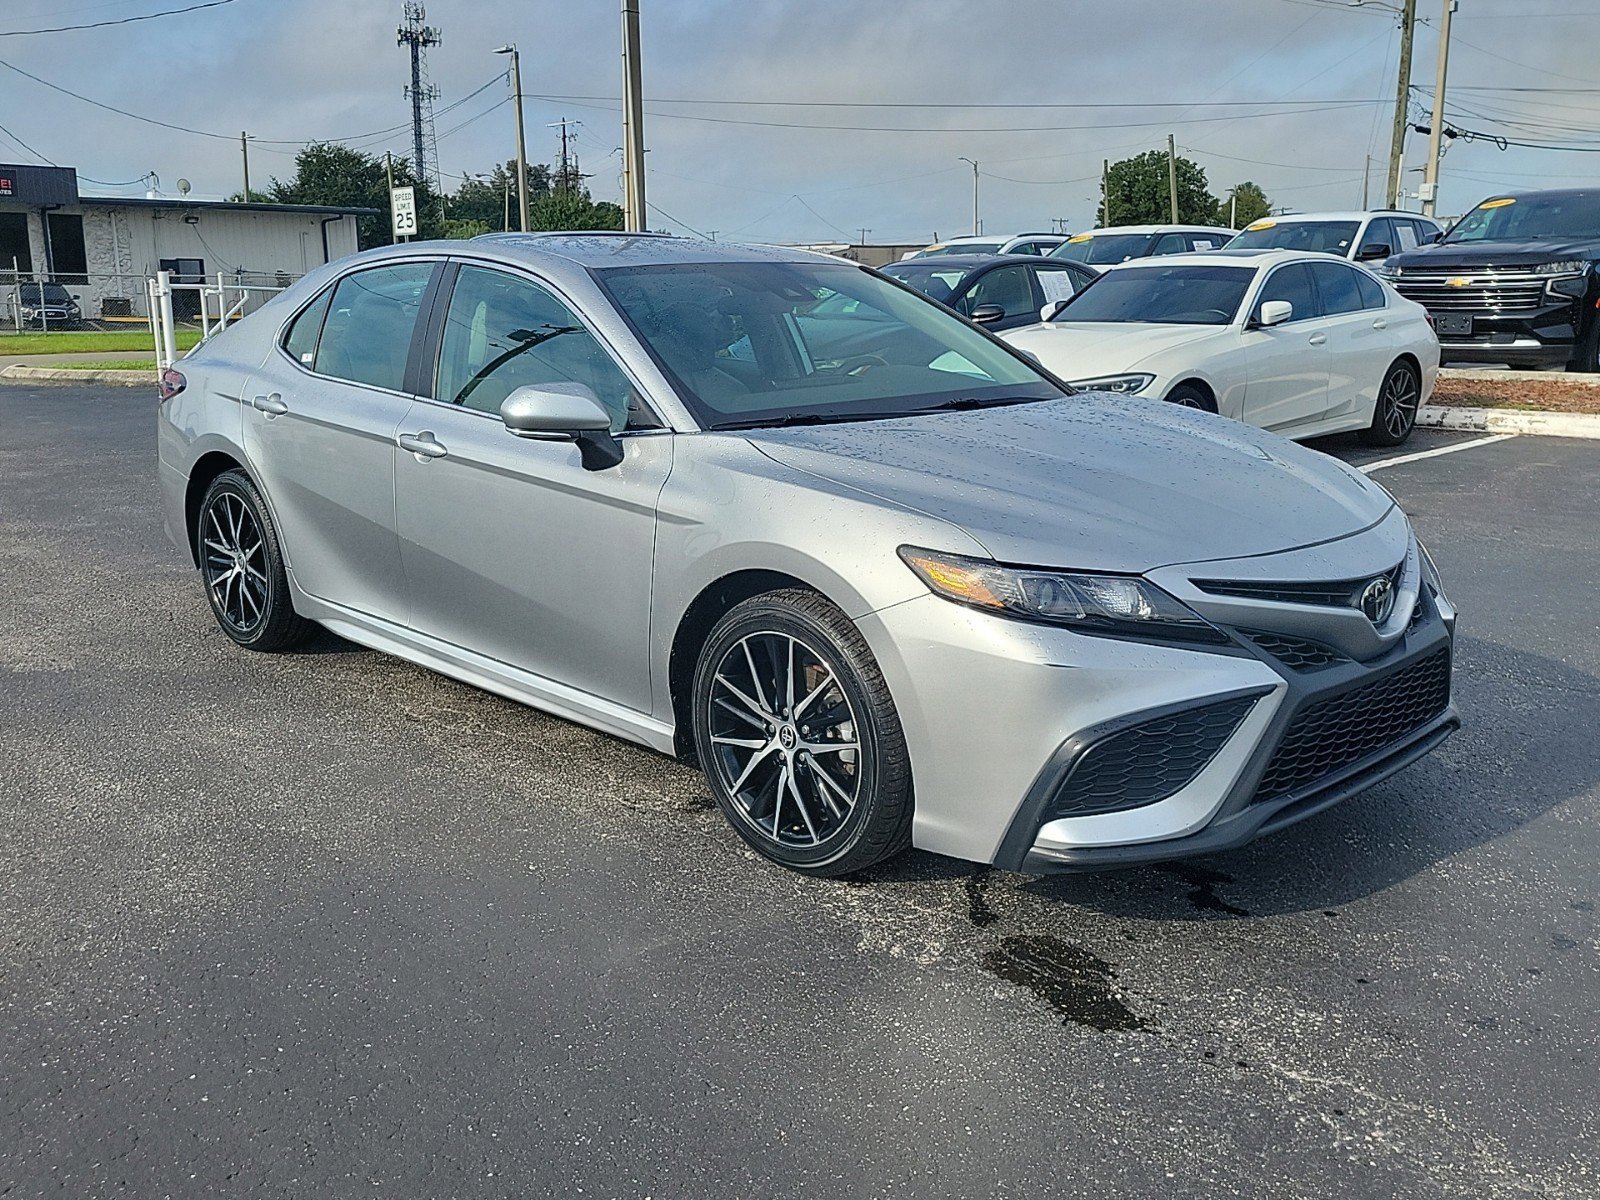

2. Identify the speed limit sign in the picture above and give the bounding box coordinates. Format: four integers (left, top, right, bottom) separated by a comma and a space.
390, 185, 417, 240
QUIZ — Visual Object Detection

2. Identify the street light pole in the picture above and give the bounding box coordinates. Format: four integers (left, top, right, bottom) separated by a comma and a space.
494, 45, 530, 232
620, 0, 647, 232
958, 157, 979, 236
1421, 0, 1457, 218
1385, 0, 1418, 209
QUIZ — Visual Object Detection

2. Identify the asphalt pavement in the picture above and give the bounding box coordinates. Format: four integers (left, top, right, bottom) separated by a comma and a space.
1, 384, 1595, 1199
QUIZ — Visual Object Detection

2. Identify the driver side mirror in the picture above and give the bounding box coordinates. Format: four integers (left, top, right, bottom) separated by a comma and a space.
1255, 300, 1294, 328
499, 383, 624, 471
1040, 299, 1070, 323
1357, 243, 1392, 262
969, 303, 1006, 325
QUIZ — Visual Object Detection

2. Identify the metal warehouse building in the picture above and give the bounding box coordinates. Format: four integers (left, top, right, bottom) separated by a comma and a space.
1, 163, 371, 322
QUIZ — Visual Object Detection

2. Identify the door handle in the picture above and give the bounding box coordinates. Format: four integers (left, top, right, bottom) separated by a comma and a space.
397, 430, 448, 459
1372, 318, 1388, 330
1308, 333, 1328, 346
251, 392, 288, 416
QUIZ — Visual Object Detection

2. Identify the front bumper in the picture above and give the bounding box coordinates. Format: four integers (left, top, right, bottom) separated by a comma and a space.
1416, 300, 1582, 367
858, 512, 1457, 871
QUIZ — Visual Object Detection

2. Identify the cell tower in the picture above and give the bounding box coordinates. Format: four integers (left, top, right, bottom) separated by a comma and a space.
397, 2, 441, 191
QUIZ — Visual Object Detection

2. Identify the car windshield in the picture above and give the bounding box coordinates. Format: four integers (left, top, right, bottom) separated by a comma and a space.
1444, 192, 1600, 243
879, 264, 969, 305
1227, 220, 1360, 255
1052, 264, 1254, 326
18, 283, 71, 303
1049, 233, 1155, 265
596, 259, 1064, 430
917, 241, 1002, 257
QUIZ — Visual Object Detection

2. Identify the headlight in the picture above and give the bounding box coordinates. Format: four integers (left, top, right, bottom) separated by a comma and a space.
898, 546, 1226, 642
1066, 373, 1155, 396
1532, 260, 1587, 276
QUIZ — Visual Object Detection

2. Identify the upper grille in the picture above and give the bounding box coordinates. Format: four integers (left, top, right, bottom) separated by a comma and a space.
1196, 561, 1404, 610
1049, 696, 1257, 820
1245, 630, 1348, 670
1392, 269, 1551, 314
1252, 648, 1452, 805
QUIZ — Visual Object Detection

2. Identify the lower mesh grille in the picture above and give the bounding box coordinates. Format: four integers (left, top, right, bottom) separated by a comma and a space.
1245, 630, 1348, 670
1252, 648, 1451, 805
1049, 696, 1257, 820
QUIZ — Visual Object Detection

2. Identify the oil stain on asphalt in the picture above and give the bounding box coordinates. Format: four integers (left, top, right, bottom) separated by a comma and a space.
981, 934, 1148, 1032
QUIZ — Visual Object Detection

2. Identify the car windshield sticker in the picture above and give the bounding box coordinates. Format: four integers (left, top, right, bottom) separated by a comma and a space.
1067, 233, 1094, 243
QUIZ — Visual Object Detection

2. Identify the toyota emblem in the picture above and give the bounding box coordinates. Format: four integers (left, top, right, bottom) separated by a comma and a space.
1359, 576, 1396, 625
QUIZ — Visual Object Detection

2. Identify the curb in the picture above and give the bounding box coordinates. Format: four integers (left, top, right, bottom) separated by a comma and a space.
0, 364, 153, 387
1418, 404, 1600, 439
1439, 367, 1600, 387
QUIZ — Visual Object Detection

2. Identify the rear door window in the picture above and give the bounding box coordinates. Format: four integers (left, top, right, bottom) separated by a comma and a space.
314, 262, 436, 391
958, 265, 1036, 321
1152, 233, 1188, 256
1355, 269, 1388, 311
1309, 261, 1364, 315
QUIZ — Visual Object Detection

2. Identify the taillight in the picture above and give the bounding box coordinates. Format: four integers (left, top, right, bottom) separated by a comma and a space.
158, 368, 186, 401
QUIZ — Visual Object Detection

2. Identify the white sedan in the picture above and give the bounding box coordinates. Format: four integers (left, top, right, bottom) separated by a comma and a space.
999, 249, 1439, 445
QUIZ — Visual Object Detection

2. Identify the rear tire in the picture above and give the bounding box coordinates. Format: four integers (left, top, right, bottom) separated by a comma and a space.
1361, 360, 1420, 447
196, 470, 316, 652
691, 588, 912, 877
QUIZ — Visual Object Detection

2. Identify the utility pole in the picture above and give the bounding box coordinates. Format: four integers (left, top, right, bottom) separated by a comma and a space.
958, 157, 979, 235
1363, 153, 1372, 209
1386, 0, 1418, 209
1229, 190, 1238, 229
1166, 133, 1179, 223
384, 149, 395, 195
557, 117, 572, 192
1421, 0, 1457, 218
857, 227, 870, 246
240, 132, 251, 201
1102, 158, 1111, 226
620, 0, 647, 231
494, 45, 530, 231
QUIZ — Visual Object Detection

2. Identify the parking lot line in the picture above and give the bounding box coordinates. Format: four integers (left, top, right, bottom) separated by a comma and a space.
1359, 433, 1518, 474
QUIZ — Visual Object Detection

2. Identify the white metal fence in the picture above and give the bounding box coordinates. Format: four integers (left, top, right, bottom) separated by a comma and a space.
147, 270, 293, 371
3, 268, 299, 335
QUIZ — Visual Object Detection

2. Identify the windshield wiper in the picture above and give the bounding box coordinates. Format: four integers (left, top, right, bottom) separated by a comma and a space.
711, 411, 893, 431
912, 394, 1051, 414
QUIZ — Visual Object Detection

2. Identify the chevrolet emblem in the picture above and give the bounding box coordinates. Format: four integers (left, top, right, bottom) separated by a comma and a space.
1446, 277, 1471, 288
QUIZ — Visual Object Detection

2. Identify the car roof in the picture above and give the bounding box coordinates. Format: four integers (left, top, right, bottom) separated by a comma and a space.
884, 253, 1066, 271
1071, 224, 1234, 236
1101, 248, 1347, 271
1239, 210, 1435, 224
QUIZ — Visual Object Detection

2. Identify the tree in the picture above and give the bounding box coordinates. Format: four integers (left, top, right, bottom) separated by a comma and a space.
267, 142, 443, 247
1222, 181, 1272, 229
1098, 149, 1219, 227
450, 159, 555, 231
527, 189, 624, 232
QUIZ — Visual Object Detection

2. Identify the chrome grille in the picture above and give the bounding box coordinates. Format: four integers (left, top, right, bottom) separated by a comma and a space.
1392, 268, 1551, 313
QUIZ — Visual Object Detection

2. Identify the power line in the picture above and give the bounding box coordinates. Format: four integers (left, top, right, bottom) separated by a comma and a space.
0, 0, 236, 36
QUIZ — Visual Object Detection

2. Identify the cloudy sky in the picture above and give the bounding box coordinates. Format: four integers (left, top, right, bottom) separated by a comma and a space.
2, 0, 1596, 242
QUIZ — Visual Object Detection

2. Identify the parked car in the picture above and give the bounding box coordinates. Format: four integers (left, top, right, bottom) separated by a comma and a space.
879, 253, 1098, 331
1226, 211, 1442, 263
12, 281, 83, 328
1001, 248, 1437, 445
158, 233, 1456, 877
1379, 188, 1600, 371
1048, 224, 1235, 266
901, 235, 1007, 260
999, 232, 1070, 256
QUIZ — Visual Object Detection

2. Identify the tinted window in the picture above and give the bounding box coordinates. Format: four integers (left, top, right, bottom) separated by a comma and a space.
436, 265, 635, 428
315, 263, 434, 391
1256, 263, 1320, 323
1355, 269, 1388, 311
880, 264, 968, 306
1152, 233, 1188, 256
1410, 219, 1441, 245
283, 287, 333, 366
1230, 220, 1361, 256
1358, 218, 1396, 257
1050, 233, 1156, 265
597, 260, 1061, 430
1310, 262, 1364, 315
1054, 264, 1253, 325
959, 265, 1035, 320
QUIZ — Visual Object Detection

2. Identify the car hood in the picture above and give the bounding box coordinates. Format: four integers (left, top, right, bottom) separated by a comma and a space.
745, 395, 1393, 574
1388, 237, 1599, 270
999, 321, 1220, 379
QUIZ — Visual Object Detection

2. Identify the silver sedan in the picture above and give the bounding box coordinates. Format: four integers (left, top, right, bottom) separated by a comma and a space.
157, 233, 1458, 877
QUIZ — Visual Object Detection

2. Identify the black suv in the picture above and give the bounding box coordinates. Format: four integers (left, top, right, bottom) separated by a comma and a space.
1380, 188, 1600, 371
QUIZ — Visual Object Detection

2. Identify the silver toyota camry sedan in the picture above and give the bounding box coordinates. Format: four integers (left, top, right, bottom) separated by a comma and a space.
157, 233, 1458, 877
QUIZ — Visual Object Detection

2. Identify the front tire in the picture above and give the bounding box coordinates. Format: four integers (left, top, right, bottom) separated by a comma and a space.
1566, 320, 1600, 373
691, 589, 913, 877
1164, 383, 1216, 412
1361, 360, 1420, 447
196, 470, 316, 651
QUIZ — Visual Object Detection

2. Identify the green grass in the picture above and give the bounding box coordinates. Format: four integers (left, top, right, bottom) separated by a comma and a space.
0, 329, 201, 355
36, 359, 158, 372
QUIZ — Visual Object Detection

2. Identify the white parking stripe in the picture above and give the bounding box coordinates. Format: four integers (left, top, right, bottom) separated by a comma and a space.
1359, 433, 1518, 474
